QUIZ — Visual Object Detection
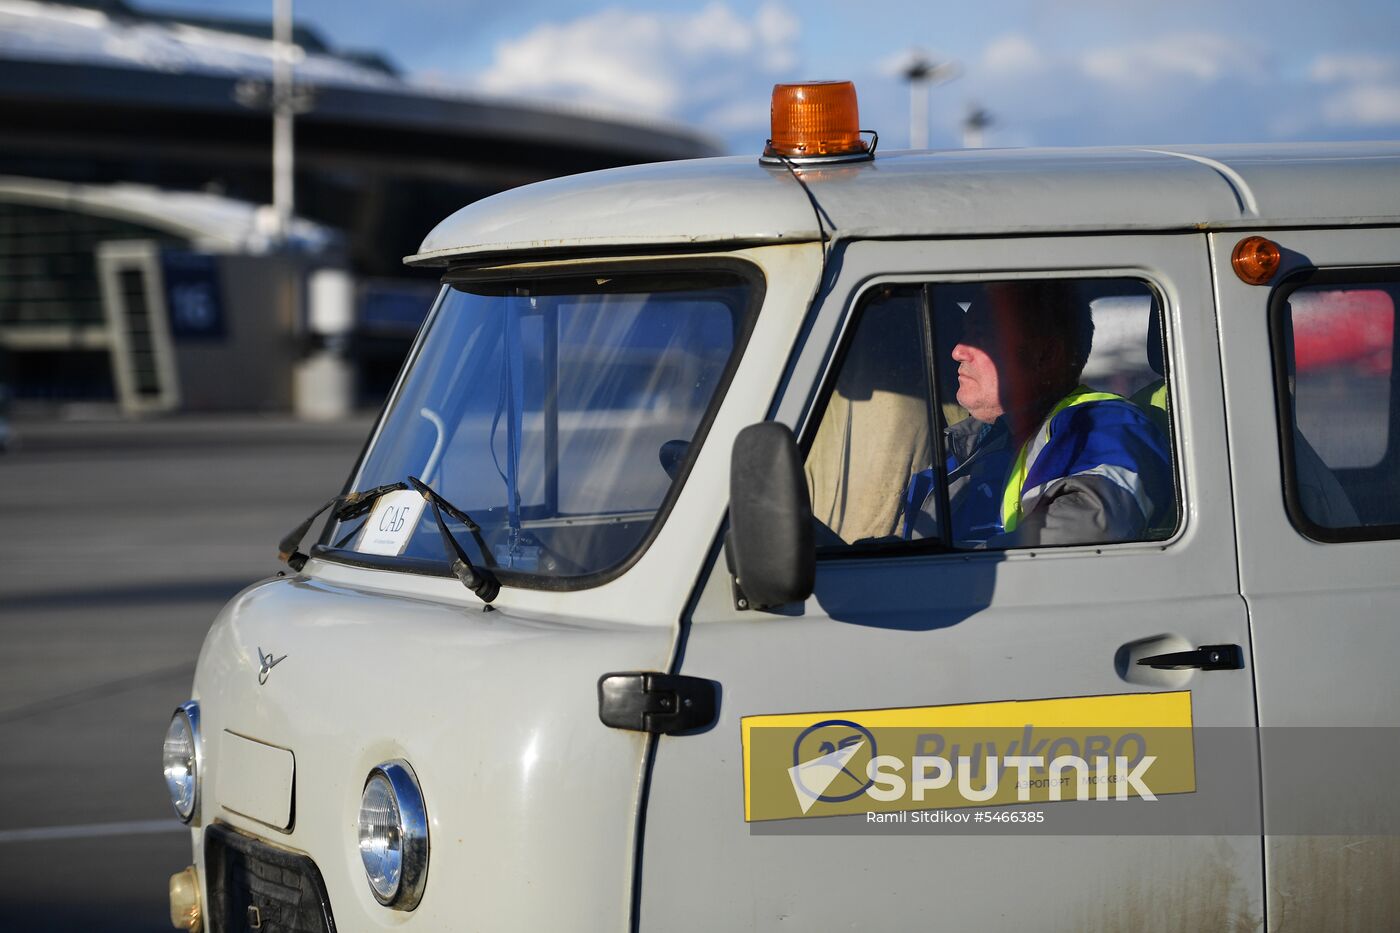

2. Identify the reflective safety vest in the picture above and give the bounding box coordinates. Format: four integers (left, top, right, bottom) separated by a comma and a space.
1129, 379, 1170, 439
1000, 385, 1124, 533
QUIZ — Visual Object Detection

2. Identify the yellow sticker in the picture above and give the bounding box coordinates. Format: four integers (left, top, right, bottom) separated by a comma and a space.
741, 691, 1195, 822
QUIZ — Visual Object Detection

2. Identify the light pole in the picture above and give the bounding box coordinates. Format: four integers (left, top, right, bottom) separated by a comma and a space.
962, 104, 993, 149
901, 53, 958, 150
272, 0, 295, 243
233, 2, 313, 242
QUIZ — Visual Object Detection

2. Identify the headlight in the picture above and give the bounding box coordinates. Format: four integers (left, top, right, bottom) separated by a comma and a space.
358, 760, 429, 910
162, 702, 201, 823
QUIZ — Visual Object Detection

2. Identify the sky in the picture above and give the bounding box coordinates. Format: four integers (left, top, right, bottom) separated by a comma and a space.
139, 0, 1400, 154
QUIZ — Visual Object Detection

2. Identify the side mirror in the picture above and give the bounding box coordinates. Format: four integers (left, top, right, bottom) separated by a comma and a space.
727, 422, 815, 610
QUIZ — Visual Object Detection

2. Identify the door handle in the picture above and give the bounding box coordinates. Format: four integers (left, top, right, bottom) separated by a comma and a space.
1136, 644, 1244, 671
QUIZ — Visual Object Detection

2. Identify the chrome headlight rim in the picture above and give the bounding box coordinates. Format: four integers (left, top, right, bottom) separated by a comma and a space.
163, 701, 202, 824
360, 760, 429, 910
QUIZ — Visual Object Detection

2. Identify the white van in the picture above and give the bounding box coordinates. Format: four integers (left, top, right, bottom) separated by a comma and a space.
162, 82, 1400, 932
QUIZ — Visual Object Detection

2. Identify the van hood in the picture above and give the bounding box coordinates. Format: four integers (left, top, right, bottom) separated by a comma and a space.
191, 572, 671, 930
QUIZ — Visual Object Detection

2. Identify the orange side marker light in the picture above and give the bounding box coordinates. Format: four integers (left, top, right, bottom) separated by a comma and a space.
1232, 236, 1282, 286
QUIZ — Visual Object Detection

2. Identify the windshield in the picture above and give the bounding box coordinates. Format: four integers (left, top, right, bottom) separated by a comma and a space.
324, 266, 758, 584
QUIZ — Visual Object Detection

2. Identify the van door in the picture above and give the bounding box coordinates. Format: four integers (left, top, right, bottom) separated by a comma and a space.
639, 235, 1264, 931
1211, 227, 1400, 931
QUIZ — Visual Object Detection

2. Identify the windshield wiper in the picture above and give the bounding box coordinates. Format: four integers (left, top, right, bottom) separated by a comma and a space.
407, 475, 501, 605
278, 482, 408, 571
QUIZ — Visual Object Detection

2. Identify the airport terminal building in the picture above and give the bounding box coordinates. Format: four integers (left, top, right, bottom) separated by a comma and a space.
0, 0, 719, 414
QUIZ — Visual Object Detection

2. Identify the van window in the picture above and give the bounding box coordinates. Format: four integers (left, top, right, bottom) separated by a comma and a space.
1274, 278, 1400, 539
326, 269, 756, 582
805, 285, 934, 543
806, 278, 1175, 551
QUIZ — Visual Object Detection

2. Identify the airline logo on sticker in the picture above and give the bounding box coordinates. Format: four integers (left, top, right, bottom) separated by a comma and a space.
742, 691, 1195, 822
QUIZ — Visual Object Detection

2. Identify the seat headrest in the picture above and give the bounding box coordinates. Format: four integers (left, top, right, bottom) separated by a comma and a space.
1146, 307, 1164, 377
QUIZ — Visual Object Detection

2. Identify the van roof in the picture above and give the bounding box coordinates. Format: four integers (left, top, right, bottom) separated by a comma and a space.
406, 141, 1400, 267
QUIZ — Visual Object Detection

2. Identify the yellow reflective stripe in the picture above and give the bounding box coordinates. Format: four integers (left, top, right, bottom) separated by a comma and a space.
1149, 382, 1168, 411
999, 445, 1033, 533
1000, 386, 1124, 533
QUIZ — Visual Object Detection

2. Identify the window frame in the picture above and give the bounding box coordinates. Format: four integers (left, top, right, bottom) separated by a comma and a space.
1269, 265, 1400, 543
803, 272, 1181, 561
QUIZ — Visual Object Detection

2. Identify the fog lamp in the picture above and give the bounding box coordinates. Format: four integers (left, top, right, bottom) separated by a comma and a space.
358, 760, 429, 910
168, 865, 203, 932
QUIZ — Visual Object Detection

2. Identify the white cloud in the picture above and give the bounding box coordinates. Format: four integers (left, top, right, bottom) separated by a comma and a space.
475, 1, 800, 130
1322, 84, 1400, 126
1304, 52, 1400, 129
755, 2, 798, 53
675, 3, 752, 57
1309, 53, 1398, 85
468, 11, 1400, 152
1081, 33, 1256, 86
703, 98, 770, 132
981, 35, 1043, 76
918, 30, 1347, 149
478, 11, 675, 113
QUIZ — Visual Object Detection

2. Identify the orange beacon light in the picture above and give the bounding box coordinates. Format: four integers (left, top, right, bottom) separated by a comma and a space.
763, 81, 874, 164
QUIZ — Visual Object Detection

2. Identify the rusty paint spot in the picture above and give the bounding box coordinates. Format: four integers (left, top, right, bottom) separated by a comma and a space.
1058, 837, 1263, 933
1268, 836, 1400, 932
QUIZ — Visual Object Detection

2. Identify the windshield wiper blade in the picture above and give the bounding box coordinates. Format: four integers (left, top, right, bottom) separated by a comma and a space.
408, 476, 501, 604
277, 482, 408, 571
407, 476, 498, 568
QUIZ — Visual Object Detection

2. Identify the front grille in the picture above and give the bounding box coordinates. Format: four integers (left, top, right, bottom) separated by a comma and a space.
204, 823, 337, 933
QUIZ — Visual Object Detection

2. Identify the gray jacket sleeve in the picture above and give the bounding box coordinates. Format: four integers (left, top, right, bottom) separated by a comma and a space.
988, 473, 1149, 548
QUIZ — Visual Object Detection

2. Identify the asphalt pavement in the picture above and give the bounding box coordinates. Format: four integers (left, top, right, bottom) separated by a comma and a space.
0, 415, 372, 932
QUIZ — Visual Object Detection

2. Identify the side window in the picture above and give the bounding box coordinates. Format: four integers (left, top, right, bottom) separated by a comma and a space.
1274, 277, 1400, 539
805, 285, 935, 544
805, 277, 1176, 552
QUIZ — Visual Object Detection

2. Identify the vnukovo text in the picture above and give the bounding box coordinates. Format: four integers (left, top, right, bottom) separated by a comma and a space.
745, 724, 1197, 822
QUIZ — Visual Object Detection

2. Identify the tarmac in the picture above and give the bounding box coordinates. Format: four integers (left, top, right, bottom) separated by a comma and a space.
0, 413, 372, 931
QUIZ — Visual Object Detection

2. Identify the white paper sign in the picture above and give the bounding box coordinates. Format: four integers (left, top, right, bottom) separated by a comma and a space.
355, 489, 427, 556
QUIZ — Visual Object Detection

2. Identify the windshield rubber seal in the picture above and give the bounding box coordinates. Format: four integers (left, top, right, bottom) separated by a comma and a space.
312, 255, 766, 592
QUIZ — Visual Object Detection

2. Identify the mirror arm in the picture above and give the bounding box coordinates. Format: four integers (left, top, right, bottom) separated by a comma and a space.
724, 530, 753, 611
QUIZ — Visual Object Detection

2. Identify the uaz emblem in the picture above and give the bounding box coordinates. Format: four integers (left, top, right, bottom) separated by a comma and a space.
256, 647, 287, 685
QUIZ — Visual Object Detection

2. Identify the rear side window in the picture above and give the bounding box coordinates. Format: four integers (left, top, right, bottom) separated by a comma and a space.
1274, 276, 1400, 539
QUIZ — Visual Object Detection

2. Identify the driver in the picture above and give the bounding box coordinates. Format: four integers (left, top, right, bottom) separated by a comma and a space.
902, 281, 1172, 547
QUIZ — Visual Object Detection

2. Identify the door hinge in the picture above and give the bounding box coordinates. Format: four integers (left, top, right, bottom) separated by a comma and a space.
597, 672, 718, 735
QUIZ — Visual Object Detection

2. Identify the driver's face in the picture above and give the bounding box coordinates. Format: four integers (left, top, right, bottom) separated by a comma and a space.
951, 306, 1014, 423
